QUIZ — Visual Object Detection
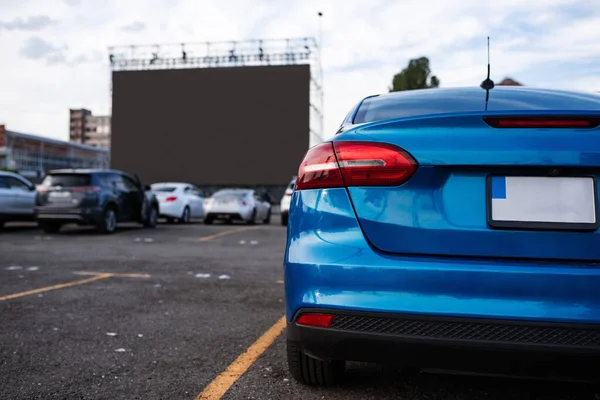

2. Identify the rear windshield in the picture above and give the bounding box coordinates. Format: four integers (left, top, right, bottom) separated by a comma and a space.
152, 186, 177, 193
41, 174, 92, 187
212, 190, 248, 199
353, 88, 600, 124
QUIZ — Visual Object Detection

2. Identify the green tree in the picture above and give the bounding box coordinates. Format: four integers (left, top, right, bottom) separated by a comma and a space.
389, 57, 440, 92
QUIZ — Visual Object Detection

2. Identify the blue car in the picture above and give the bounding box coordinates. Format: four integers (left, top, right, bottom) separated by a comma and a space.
284, 86, 600, 385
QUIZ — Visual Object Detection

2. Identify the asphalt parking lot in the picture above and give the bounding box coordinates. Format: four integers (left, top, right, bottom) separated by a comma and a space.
1, 220, 599, 400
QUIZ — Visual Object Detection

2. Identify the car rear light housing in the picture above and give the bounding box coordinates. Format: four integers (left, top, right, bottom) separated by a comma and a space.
296, 313, 334, 328
296, 141, 418, 190
484, 117, 600, 129
166, 196, 177, 202
241, 201, 248, 206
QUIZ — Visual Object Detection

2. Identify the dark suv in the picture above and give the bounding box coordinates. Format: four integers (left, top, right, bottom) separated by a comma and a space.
35, 169, 159, 234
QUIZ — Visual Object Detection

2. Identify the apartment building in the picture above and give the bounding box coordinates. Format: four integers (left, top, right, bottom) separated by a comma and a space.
69, 109, 112, 149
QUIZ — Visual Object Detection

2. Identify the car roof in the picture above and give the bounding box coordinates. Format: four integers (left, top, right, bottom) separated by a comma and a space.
151, 182, 193, 188
213, 188, 253, 194
351, 86, 600, 125
0, 171, 30, 181
364, 86, 600, 107
48, 168, 125, 175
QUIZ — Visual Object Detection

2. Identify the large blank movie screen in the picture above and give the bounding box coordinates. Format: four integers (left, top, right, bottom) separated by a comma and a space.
110, 65, 310, 186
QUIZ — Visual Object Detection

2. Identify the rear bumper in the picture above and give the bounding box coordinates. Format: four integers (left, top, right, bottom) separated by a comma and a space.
206, 212, 244, 221
288, 309, 600, 373
285, 188, 600, 326
34, 207, 102, 224
158, 201, 183, 219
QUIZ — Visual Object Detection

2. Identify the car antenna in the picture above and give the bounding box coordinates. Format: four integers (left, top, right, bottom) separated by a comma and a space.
480, 36, 494, 111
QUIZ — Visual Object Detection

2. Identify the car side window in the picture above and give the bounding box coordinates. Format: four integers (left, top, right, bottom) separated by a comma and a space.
192, 186, 204, 197
96, 174, 111, 188
108, 174, 124, 191
7, 177, 30, 191
121, 175, 140, 192
184, 187, 192, 194
0, 177, 10, 189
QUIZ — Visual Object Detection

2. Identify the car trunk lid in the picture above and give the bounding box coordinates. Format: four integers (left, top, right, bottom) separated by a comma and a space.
338, 113, 600, 262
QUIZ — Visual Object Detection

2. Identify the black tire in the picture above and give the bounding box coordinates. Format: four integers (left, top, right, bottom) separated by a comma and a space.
39, 221, 62, 234
143, 205, 158, 228
0, 220, 4, 232
204, 215, 214, 225
247, 209, 257, 225
263, 209, 271, 224
97, 207, 117, 234
287, 341, 345, 386
281, 213, 288, 226
179, 206, 191, 224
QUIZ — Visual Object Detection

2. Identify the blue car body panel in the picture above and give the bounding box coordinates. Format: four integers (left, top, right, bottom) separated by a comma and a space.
285, 189, 600, 324
285, 87, 600, 333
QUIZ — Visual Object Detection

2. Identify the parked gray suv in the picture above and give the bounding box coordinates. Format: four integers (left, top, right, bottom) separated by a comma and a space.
35, 169, 159, 234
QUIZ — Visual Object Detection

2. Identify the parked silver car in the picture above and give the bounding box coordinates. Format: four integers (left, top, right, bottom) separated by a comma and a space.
204, 189, 271, 224
0, 171, 36, 230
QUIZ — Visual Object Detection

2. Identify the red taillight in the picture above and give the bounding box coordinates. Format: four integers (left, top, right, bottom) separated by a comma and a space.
71, 186, 101, 194
296, 142, 345, 190
241, 201, 247, 206
296, 313, 334, 328
166, 196, 177, 202
484, 117, 600, 129
335, 141, 417, 186
296, 141, 418, 190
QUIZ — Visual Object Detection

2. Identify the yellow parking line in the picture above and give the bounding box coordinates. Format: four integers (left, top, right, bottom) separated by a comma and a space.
196, 316, 287, 400
0, 271, 152, 302
197, 226, 263, 242
0, 273, 113, 302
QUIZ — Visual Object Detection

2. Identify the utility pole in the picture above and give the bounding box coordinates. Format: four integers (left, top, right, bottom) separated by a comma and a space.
318, 11, 324, 141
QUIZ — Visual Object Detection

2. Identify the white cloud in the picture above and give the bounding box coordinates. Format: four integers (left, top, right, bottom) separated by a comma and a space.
0, 0, 599, 142
120, 21, 146, 33
0, 15, 57, 31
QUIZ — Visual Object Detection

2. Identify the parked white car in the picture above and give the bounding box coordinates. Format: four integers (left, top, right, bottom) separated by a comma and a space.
280, 176, 297, 226
151, 182, 205, 223
204, 189, 271, 225
0, 171, 37, 230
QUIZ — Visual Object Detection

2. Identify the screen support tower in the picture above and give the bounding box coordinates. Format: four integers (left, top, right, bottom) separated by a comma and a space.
108, 38, 323, 147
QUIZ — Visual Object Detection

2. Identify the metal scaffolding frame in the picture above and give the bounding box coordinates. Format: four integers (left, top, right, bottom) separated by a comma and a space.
108, 38, 324, 146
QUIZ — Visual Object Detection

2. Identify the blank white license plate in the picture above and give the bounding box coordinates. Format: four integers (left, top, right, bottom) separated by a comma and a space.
488, 176, 597, 229
49, 192, 71, 199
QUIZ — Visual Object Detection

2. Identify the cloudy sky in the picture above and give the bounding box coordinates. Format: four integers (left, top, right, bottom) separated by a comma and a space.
1, 0, 600, 143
